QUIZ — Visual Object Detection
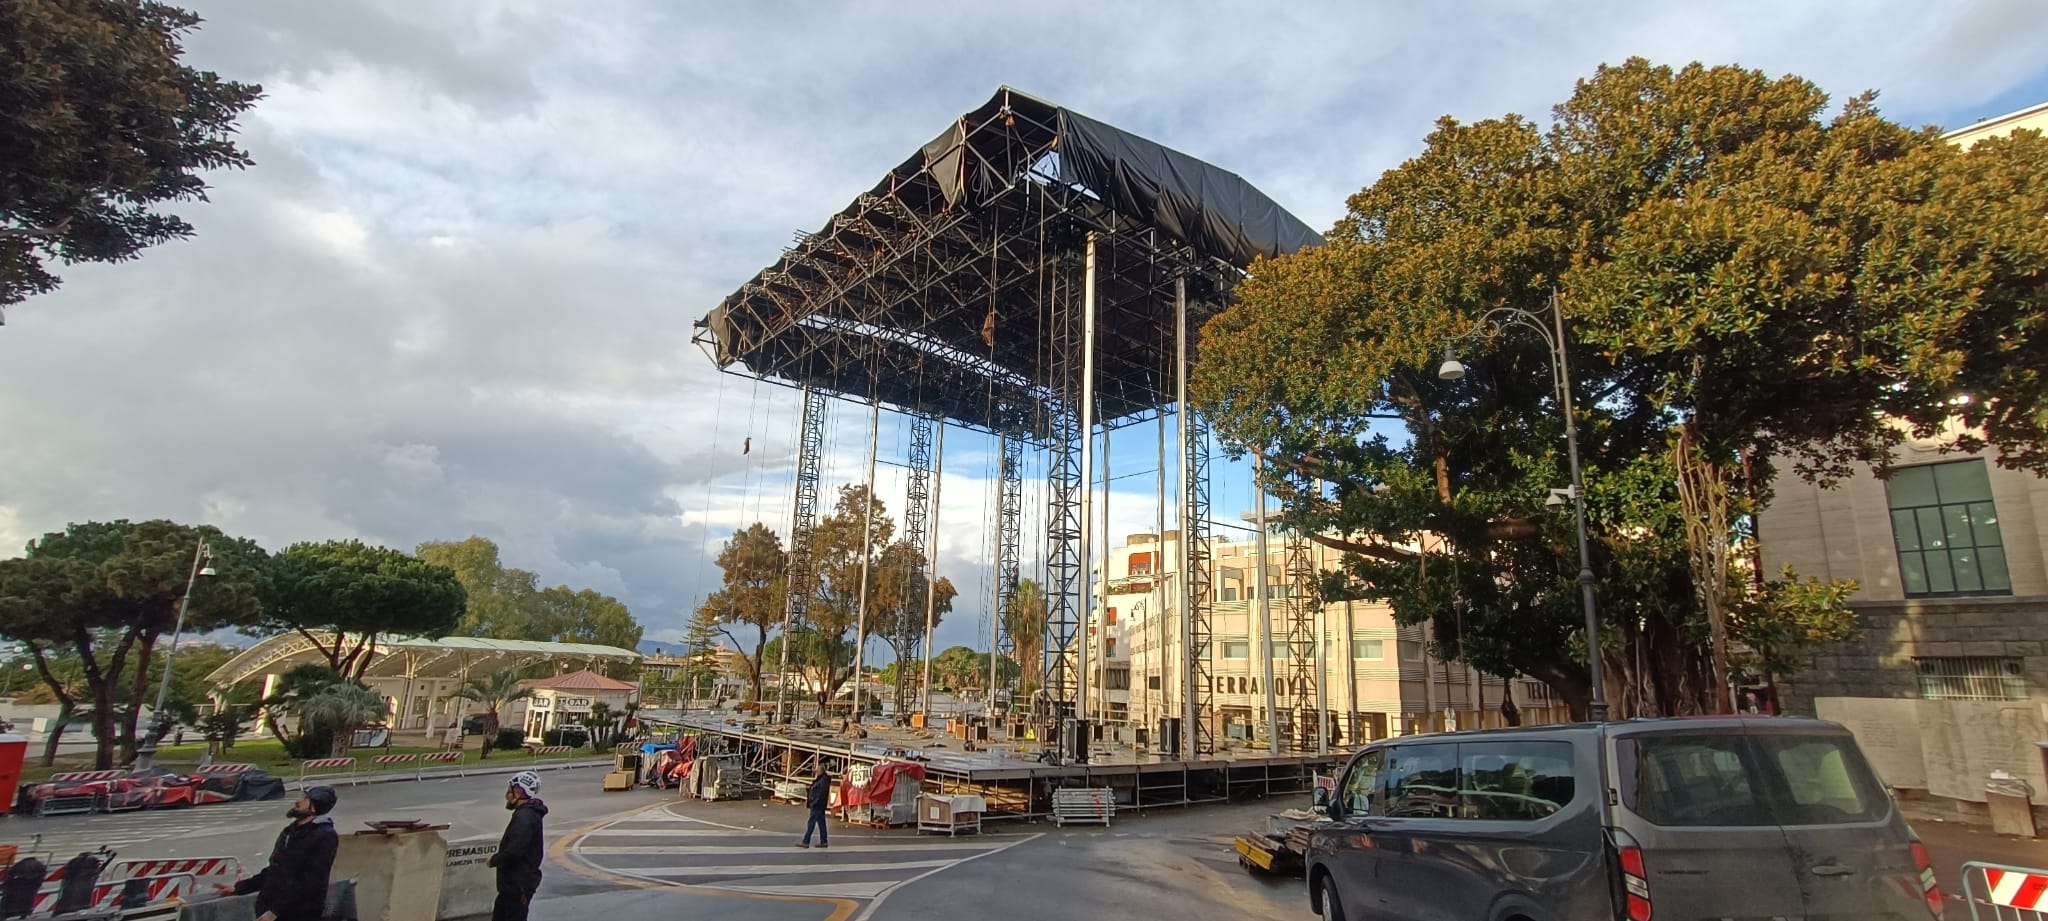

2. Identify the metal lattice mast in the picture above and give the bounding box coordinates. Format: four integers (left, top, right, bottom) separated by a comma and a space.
1176, 275, 1215, 756
775, 384, 827, 724
1044, 255, 1084, 724
1284, 520, 1318, 752
903, 413, 936, 717
996, 429, 1023, 687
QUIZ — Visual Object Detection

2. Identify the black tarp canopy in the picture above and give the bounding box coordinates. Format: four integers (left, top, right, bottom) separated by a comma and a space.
695, 87, 1322, 438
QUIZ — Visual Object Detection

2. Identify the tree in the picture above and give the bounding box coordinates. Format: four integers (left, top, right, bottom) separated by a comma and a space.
868, 538, 957, 718
416, 536, 541, 637
699, 523, 785, 702
530, 585, 643, 654
0, 0, 262, 312
804, 485, 892, 710
298, 682, 387, 756
0, 520, 266, 768
1187, 59, 2035, 716
447, 668, 535, 758
198, 703, 253, 756
1002, 579, 1049, 691
263, 540, 467, 679
677, 603, 722, 704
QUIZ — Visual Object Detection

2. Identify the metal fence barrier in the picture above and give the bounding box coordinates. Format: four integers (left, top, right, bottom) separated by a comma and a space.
1963, 861, 2048, 920
297, 756, 358, 786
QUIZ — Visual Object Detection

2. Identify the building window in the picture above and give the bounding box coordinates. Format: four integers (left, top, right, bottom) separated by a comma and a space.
1222, 587, 1239, 602
1130, 551, 1154, 575
1399, 640, 1424, 662
1914, 656, 2026, 701
1105, 607, 1117, 626
1353, 637, 1385, 660
1147, 675, 1161, 690
1105, 638, 1117, 657
1887, 460, 2010, 597
1222, 637, 1250, 659
1105, 668, 1131, 690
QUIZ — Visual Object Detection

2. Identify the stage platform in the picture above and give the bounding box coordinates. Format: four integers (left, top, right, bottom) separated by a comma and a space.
640, 711, 1348, 818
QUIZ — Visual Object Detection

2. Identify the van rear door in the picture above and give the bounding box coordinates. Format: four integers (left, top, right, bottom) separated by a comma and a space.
1611, 729, 1808, 921
1746, 724, 1931, 920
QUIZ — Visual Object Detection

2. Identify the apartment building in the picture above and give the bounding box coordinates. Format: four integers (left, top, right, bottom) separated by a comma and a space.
1078, 529, 1569, 749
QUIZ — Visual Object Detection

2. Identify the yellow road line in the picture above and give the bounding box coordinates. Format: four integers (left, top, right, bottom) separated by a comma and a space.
549, 801, 858, 921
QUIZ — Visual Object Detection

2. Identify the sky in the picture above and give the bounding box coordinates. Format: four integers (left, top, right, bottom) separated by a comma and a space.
2, 0, 2045, 659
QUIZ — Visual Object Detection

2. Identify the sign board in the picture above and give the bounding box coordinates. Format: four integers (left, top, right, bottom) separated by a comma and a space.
560, 698, 593, 710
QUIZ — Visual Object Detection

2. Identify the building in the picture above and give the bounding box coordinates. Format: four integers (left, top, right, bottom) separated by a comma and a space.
640, 644, 749, 704
1945, 100, 2048, 148
515, 669, 640, 741
1081, 529, 1569, 750
205, 634, 642, 739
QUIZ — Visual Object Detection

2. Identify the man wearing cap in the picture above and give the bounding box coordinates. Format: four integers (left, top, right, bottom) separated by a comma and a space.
215, 786, 339, 921
487, 771, 548, 921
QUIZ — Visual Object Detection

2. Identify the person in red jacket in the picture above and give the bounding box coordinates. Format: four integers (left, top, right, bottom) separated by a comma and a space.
216, 786, 339, 921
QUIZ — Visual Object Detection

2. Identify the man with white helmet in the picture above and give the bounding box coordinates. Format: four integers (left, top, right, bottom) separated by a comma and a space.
486, 771, 548, 921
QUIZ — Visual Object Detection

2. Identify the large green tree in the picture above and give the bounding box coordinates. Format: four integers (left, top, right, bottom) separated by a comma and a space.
0, 0, 261, 311
416, 535, 645, 655
531, 585, 643, 652
1192, 59, 2016, 716
803, 485, 893, 710
263, 539, 467, 679
0, 520, 265, 767
697, 523, 785, 701
868, 537, 957, 718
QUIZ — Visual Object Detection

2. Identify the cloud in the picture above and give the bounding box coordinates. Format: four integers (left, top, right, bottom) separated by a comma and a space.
2, 0, 2043, 653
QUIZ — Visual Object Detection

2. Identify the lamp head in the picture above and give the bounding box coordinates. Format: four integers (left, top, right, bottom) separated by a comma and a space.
1544, 492, 1566, 508
199, 566, 217, 577
1437, 350, 1466, 381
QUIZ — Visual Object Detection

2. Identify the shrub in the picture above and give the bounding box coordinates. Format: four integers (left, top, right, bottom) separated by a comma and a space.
542, 728, 588, 749
494, 728, 526, 752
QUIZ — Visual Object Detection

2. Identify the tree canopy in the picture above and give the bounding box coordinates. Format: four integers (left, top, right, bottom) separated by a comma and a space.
697, 522, 785, 701
0, 519, 266, 767
1189, 59, 2036, 716
415, 535, 645, 653
0, 0, 262, 312
263, 539, 467, 678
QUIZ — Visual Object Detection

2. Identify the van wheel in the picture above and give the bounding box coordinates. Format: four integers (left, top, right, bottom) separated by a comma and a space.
1318, 875, 1348, 921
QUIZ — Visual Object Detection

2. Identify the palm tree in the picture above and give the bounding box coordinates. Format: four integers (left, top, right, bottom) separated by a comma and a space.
585, 701, 616, 748
299, 683, 387, 755
1003, 579, 1049, 689
448, 669, 536, 758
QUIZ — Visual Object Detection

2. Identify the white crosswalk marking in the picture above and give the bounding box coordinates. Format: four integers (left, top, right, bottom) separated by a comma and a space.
569, 803, 1032, 901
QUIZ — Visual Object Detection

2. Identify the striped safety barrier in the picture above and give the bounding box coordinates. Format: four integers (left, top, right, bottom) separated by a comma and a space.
372, 753, 419, 768
49, 770, 125, 783
194, 763, 255, 775
1972, 862, 2048, 913
298, 756, 358, 786
419, 751, 464, 779
32, 856, 242, 915
530, 745, 571, 761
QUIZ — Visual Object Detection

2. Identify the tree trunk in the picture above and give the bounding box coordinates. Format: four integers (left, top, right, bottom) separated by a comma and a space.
40, 701, 73, 767
1675, 423, 1735, 714
121, 634, 159, 765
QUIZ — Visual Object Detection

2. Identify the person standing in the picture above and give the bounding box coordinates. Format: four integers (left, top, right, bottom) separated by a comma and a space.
797, 767, 832, 849
215, 786, 339, 921
488, 771, 548, 921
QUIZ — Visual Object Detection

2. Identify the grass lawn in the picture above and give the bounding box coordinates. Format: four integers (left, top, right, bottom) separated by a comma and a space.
16, 737, 601, 783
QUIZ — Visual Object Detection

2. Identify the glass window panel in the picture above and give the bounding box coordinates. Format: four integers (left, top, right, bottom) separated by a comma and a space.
1952, 549, 1983, 593
1898, 553, 1929, 596
1354, 638, 1385, 661
1887, 466, 1938, 508
1459, 741, 1577, 822
1970, 502, 2003, 548
1933, 460, 1995, 503
1979, 547, 2011, 592
1892, 510, 1922, 551
1916, 508, 1947, 550
1385, 745, 1460, 818
1925, 551, 1956, 594
1942, 506, 1973, 549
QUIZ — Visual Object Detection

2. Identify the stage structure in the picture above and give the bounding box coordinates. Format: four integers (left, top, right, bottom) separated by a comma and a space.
694, 87, 1320, 757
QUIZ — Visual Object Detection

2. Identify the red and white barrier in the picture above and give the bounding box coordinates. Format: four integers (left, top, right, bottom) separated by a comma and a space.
32, 857, 242, 914
1986, 866, 2048, 910
298, 756, 357, 786
372, 753, 419, 767
419, 751, 464, 778
48, 770, 124, 783
194, 762, 255, 775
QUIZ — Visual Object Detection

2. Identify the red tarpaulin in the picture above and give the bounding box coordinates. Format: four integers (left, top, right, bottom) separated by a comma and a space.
839, 761, 926, 808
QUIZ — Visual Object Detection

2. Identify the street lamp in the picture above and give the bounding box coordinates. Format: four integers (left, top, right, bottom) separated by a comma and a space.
1438, 292, 1609, 722
135, 537, 215, 770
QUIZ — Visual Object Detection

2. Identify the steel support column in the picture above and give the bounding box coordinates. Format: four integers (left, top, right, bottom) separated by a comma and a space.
776, 384, 827, 724
1285, 519, 1318, 753
1176, 275, 1214, 756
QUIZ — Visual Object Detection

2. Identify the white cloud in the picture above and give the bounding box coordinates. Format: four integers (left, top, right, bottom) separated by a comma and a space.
2, 0, 2043, 652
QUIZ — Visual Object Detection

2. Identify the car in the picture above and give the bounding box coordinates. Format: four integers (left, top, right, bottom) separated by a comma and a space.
1306, 716, 1942, 921
461, 714, 487, 734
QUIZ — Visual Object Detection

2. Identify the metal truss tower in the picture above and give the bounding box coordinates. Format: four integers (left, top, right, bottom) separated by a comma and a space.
775, 384, 827, 724
1283, 524, 1318, 752
1044, 259, 1084, 724
1176, 276, 1216, 756
996, 430, 1024, 668
903, 413, 936, 571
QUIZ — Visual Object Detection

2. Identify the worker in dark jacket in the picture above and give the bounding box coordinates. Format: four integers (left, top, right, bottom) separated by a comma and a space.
216, 786, 339, 921
487, 771, 547, 921
797, 767, 832, 849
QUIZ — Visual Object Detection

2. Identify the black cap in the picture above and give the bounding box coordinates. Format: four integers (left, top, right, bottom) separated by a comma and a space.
305, 785, 338, 815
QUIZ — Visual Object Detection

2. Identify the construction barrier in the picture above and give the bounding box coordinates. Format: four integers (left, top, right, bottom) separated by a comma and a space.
194, 762, 256, 775
299, 756, 358, 786
1965, 861, 2048, 919
371, 753, 420, 773
419, 751, 464, 779
31, 856, 242, 914
529, 745, 571, 762
49, 770, 124, 782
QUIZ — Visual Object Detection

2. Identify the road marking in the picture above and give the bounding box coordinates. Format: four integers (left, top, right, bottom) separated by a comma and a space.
576, 843, 1000, 855
625, 860, 959, 877
552, 803, 857, 921
847, 832, 1041, 921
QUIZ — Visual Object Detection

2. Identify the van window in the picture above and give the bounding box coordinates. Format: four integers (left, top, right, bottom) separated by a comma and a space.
1340, 749, 1384, 817
1623, 732, 1887, 827
1755, 735, 1886, 825
1627, 735, 1774, 827
1458, 741, 1576, 821
1384, 744, 1459, 818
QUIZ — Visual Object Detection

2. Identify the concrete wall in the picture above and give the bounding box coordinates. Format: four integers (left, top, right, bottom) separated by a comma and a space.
332, 828, 448, 921
437, 837, 499, 920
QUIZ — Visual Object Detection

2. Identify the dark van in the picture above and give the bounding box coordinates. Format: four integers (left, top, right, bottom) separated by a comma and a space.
1306, 717, 1942, 921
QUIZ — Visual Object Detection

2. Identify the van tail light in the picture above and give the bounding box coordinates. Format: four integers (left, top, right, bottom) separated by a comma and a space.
1609, 829, 1652, 920
1909, 840, 1943, 918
